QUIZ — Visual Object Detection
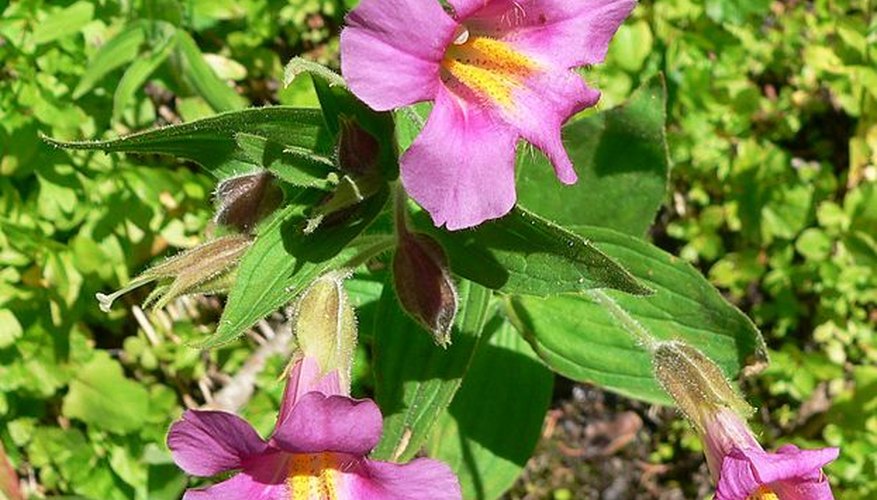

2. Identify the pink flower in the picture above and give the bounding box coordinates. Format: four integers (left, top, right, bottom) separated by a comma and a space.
341, 0, 635, 230
167, 357, 461, 499
704, 408, 839, 500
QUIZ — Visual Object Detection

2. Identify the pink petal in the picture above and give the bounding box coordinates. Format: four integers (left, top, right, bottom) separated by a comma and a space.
500, 68, 601, 184
272, 393, 382, 456
167, 410, 268, 477
401, 85, 519, 230
349, 458, 462, 499
183, 451, 290, 500
752, 445, 838, 485
341, 0, 458, 111
716, 445, 839, 500
275, 356, 342, 432
715, 448, 768, 500
461, 0, 636, 68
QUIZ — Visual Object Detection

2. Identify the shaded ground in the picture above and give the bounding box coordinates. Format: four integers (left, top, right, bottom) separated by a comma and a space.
506, 380, 714, 500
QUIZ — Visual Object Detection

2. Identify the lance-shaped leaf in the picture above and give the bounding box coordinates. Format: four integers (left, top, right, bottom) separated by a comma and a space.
509, 225, 767, 405
42, 107, 333, 179
410, 206, 650, 297
371, 279, 492, 463
427, 317, 553, 500
203, 187, 389, 348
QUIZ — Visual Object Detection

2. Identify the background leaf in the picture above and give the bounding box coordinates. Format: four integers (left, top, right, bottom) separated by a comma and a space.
73, 20, 151, 99
112, 23, 178, 121
428, 317, 553, 500
61, 352, 149, 434
411, 206, 650, 297
510, 225, 768, 404
173, 31, 247, 113
371, 280, 492, 462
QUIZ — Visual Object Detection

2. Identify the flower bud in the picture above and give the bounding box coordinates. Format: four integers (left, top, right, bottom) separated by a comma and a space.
653, 341, 753, 430
336, 115, 380, 177
214, 171, 283, 234
291, 273, 357, 393
97, 234, 252, 312
393, 231, 458, 347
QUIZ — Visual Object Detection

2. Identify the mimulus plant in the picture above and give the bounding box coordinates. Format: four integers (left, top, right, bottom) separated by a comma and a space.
341, 0, 636, 229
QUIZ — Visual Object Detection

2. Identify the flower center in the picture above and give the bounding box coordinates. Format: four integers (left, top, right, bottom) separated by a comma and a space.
440, 27, 537, 108
288, 452, 342, 499
747, 486, 779, 500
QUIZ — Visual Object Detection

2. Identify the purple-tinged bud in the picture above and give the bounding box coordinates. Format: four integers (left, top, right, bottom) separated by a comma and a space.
336, 116, 380, 177
393, 231, 458, 347
291, 273, 357, 393
214, 171, 282, 234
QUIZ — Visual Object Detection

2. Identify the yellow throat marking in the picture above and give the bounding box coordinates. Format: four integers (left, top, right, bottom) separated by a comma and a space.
747, 486, 779, 500
441, 33, 538, 108
288, 453, 341, 499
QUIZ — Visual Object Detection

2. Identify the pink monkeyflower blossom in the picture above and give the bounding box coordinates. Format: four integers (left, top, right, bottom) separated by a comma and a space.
341, 0, 635, 230
704, 408, 839, 500
167, 356, 461, 499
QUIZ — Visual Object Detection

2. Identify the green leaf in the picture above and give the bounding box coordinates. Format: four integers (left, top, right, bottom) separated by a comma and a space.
31, 1, 94, 46
74, 20, 151, 99
517, 75, 669, 237
61, 352, 149, 434
428, 317, 553, 500
411, 206, 650, 296
203, 188, 390, 347
283, 57, 346, 89
509, 226, 767, 404
371, 280, 492, 462
42, 107, 332, 179
112, 22, 178, 122
234, 132, 334, 189
173, 31, 247, 112
0, 309, 23, 349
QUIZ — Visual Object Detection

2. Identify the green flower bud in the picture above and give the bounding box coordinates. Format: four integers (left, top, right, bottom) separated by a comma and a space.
652, 341, 753, 432
291, 273, 358, 392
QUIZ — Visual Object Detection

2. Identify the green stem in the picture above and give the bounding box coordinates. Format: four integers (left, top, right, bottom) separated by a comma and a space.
585, 289, 659, 351
341, 236, 396, 269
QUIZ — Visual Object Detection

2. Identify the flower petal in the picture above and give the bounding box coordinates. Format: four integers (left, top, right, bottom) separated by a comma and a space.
502, 68, 600, 184
275, 356, 342, 433
447, 0, 489, 19
341, 0, 458, 111
348, 457, 462, 499
401, 85, 518, 230
715, 448, 764, 500
272, 393, 382, 456
462, 0, 636, 68
183, 451, 290, 500
168, 410, 268, 477
716, 445, 839, 500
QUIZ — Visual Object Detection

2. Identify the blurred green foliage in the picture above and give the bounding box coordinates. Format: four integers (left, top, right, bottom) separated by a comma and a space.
0, 0, 874, 498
